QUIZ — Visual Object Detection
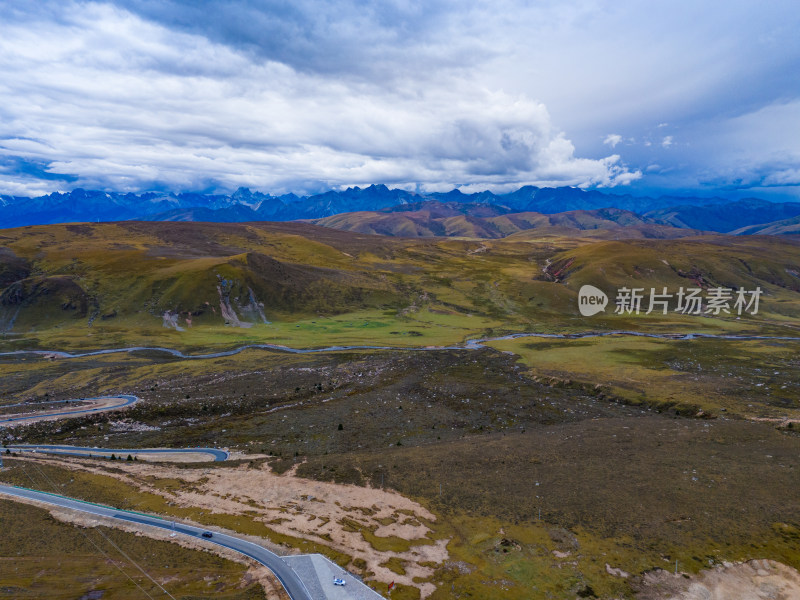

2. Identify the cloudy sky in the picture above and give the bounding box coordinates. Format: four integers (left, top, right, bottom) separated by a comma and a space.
1, 0, 799, 199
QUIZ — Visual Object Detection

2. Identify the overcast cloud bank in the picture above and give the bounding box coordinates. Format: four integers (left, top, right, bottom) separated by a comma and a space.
0, 1, 798, 199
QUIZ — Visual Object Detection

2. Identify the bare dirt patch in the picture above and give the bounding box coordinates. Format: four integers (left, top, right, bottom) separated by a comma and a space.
15, 456, 447, 595
635, 559, 800, 600
96, 451, 221, 463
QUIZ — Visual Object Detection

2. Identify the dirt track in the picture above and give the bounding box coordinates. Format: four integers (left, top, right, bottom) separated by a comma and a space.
0, 396, 136, 427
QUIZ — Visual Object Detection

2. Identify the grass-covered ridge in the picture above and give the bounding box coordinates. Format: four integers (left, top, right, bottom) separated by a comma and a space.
0, 497, 267, 600
1, 222, 799, 352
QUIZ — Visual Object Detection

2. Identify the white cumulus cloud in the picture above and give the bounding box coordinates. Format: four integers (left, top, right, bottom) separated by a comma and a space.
0, 2, 638, 195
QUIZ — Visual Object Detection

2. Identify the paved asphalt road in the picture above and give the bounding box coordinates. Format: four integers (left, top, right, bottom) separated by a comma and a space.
4, 444, 229, 462
0, 484, 314, 600
0, 395, 139, 425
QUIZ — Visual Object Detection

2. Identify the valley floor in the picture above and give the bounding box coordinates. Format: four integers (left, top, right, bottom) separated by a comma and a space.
1, 340, 799, 599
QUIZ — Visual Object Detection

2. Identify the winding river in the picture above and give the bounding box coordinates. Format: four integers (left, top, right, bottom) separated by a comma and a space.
1, 330, 800, 361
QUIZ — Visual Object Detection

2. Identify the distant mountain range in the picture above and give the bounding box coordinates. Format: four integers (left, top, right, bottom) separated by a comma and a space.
308, 203, 706, 240
2, 184, 800, 237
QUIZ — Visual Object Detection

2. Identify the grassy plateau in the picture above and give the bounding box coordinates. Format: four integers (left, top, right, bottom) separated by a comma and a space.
1, 221, 799, 599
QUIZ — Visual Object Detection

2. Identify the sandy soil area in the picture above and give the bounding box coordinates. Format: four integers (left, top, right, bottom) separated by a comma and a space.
749, 416, 800, 427
635, 559, 800, 600
18, 457, 448, 596
75, 451, 222, 463
134, 452, 218, 463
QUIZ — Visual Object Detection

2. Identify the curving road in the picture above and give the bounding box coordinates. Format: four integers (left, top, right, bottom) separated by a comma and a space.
4, 444, 229, 462
0, 395, 139, 426
0, 484, 315, 600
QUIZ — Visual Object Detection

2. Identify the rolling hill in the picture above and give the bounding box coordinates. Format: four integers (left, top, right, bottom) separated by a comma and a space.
732, 214, 800, 235
309, 203, 705, 239
1, 221, 799, 346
